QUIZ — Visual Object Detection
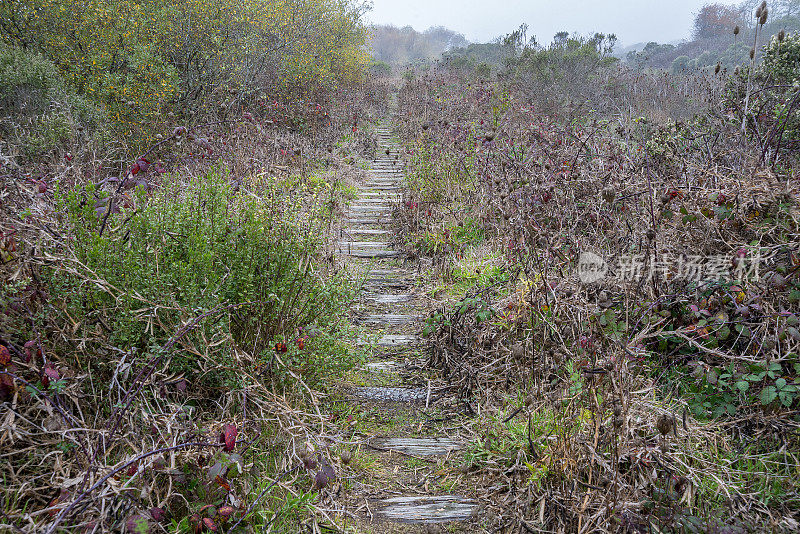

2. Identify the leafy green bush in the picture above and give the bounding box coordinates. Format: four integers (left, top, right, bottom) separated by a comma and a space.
1, 0, 369, 144
0, 43, 108, 159
0, 43, 60, 112
671, 55, 691, 73
49, 168, 356, 389
762, 32, 800, 84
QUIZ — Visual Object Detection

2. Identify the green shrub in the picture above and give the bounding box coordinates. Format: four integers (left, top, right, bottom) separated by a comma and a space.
369, 60, 392, 76
0, 43, 108, 159
49, 168, 356, 390
761, 32, 800, 84
0, 43, 60, 113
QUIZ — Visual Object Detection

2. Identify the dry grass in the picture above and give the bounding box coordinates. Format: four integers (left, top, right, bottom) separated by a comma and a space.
0, 80, 393, 532
394, 67, 800, 532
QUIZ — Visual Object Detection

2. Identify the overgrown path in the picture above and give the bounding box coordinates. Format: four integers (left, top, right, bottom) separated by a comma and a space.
330, 119, 481, 532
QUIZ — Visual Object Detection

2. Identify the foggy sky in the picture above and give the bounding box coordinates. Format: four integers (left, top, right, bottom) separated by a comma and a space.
366, 0, 742, 46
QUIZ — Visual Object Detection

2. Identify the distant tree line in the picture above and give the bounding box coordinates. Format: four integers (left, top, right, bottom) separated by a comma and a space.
369, 25, 468, 68
626, 0, 800, 71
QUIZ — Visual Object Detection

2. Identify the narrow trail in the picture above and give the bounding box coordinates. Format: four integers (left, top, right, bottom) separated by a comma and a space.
330, 117, 481, 532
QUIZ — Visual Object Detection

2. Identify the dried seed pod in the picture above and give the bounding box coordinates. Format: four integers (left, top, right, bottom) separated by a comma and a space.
339, 449, 352, 465
656, 414, 673, 436
778, 30, 785, 42
760, 11, 768, 25
734, 25, 740, 36
756, 6, 762, 18
715, 63, 721, 74
750, 48, 756, 60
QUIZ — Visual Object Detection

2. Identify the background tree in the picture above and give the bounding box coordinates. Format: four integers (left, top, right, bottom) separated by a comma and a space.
694, 3, 743, 39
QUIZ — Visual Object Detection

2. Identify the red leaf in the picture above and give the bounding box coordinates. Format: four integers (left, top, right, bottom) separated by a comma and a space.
44, 366, 60, 381
126, 461, 138, 477
0, 345, 11, 367
0, 373, 13, 401
221, 424, 237, 452
149, 507, 166, 522
42, 366, 59, 389
23, 340, 39, 362
202, 517, 218, 532
217, 505, 234, 520
215, 475, 231, 492
45, 489, 69, 517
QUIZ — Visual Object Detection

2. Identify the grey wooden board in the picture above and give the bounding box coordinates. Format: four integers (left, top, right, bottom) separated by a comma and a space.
363, 293, 416, 304
377, 334, 418, 346
363, 361, 402, 372
347, 229, 393, 236
351, 201, 395, 207
341, 249, 402, 258
359, 186, 401, 192
364, 281, 414, 290
345, 218, 385, 225
356, 314, 421, 325
338, 241, 393, 248
369, 437, 462, 456
349, 206, 393, 213
356, 334, 418, 347
375, 496, 478, 523
363, 276, 415, 286
353, 387, 427, 402
350, 202, 394, 208
368, 269, 415, 277
346, 210, 392, 218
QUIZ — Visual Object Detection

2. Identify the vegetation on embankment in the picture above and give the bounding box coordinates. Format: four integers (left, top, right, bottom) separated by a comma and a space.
394, 26, 800, 533
0, 2, 390, 529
